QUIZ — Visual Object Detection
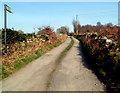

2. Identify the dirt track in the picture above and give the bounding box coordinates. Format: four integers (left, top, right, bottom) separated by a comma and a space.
2, 38, 71, 91
1, 37, 105, 91
47, 37, 105, 91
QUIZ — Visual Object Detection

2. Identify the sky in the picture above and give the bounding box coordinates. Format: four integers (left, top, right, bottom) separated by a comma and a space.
2, 0, 120, 2
0, 2, 118, 33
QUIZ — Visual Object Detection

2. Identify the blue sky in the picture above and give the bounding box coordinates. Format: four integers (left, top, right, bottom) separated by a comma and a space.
0, 2, 118, 33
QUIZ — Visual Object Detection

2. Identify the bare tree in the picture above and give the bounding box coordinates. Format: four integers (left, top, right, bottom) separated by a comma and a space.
72, 19, 81, 34
57, 26, 69, 35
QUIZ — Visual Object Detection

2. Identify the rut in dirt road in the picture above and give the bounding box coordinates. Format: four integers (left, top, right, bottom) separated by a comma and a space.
47, 37, 105, 91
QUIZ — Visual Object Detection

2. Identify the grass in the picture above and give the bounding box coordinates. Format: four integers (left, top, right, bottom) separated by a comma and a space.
56, 37, 74, 64
46, 37, 74, 89
14, 61, 25, 70
2, 40, 64, 79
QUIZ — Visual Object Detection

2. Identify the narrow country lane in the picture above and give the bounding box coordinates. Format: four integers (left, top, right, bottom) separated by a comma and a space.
47, 37, 105, 91
1, 37, 105, 91
2, 38, 71, 91
1, 3, 118, 92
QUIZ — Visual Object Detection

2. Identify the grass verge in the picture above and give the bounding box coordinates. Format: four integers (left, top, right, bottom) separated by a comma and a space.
46, 37, 74, 89
2, 40, 65, 79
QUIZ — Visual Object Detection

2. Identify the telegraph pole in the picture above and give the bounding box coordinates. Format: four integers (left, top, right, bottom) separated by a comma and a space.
76, 15, 78, 22
76, 15, 78, 35
4, 4, 7, 53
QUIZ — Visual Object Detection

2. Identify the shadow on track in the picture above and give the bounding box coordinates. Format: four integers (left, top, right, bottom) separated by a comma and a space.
76, 42, 92, 70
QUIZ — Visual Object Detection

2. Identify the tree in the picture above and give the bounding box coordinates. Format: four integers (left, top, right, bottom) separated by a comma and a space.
78, 24, 81, 33
37, 26, 57, 40
105, 22, 113, 27
96, 22, 102, 27
72, 19, 79, 34
57, 26, 69, 35
37, 26, 53, 35
72, 19, 81, 34
72, 19, 77, 33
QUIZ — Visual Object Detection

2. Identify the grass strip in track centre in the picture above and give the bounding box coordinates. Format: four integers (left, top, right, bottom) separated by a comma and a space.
2, 40, 65, 80
46, 37, 74, 89
55, 37, 74, 65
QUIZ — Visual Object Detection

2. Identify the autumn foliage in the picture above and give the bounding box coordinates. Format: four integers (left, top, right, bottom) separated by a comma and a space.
75, 34, 120, 92
73, 21, 120, 92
